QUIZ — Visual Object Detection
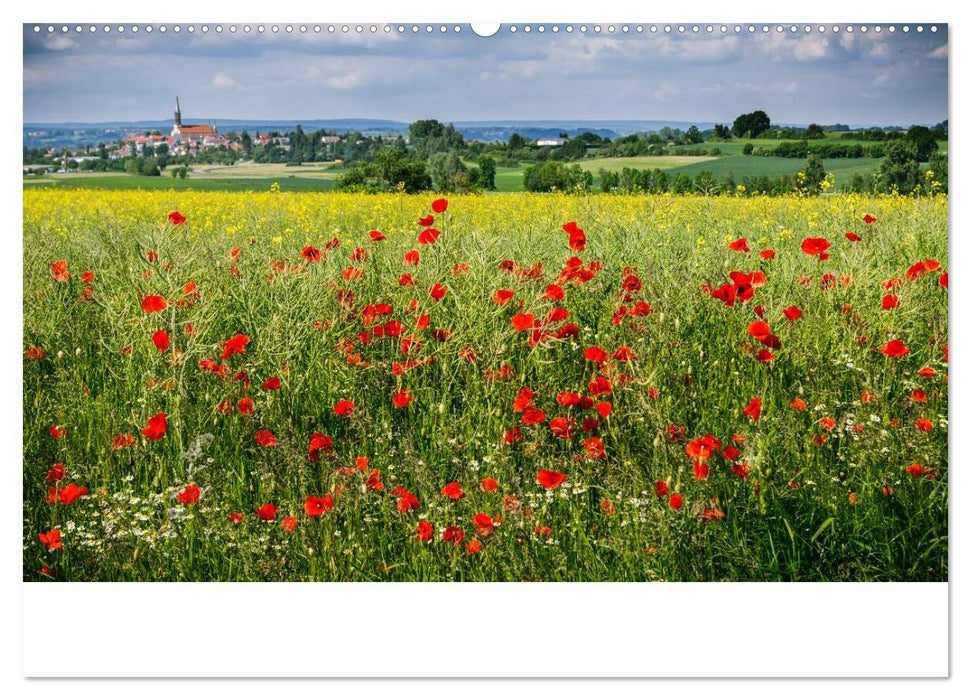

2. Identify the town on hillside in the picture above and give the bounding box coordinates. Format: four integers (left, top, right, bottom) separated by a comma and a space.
23, 100, 948, 196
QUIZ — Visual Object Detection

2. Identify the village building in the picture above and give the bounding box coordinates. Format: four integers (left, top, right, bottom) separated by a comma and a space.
536, 137, 567, 147
167, 97, 233, 154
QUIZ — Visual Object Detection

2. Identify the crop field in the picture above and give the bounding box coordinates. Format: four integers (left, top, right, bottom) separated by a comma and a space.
23, 189, 947, 582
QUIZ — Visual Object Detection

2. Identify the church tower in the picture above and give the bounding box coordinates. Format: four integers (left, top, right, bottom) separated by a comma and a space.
173, 97, 182, 134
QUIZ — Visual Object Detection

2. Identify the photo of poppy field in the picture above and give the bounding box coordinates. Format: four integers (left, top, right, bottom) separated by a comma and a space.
23, 189, 948, 582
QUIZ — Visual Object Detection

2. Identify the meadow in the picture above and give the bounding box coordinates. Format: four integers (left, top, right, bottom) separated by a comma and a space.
23, 189, 948, 581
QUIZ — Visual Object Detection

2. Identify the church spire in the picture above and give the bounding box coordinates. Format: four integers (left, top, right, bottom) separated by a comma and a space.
174, 97, 182, 128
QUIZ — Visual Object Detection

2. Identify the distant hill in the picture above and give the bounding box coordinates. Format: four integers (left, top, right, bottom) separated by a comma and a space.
23, 117, 921, 150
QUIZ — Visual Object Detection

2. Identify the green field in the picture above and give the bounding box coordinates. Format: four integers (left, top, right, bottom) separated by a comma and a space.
667, 156, 885, 186
25, 131, 946, 193
24, 189, 948, 582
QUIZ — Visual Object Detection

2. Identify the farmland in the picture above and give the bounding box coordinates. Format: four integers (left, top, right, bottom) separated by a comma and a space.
23, 189, 948, 582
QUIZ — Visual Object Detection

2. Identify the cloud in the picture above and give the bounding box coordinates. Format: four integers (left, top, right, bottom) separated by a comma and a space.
211, 72, 242, 90
929, 44, 948, 59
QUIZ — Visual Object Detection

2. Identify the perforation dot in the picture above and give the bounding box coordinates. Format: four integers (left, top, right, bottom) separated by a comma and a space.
159, 26, 166, 33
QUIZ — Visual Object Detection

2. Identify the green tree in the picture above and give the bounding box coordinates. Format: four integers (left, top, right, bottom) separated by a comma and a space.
802, 154, 827, 194
879, 139, 921, 194
905, 126, 939, 161
476, 155, 497, 190
927, 151, 948, 192
732, 110, 771, 138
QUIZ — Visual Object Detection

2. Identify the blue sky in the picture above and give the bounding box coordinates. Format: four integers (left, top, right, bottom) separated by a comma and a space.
23, 24, 948, 126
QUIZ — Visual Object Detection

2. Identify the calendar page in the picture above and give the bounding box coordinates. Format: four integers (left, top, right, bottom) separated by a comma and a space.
19, 11, 950, 681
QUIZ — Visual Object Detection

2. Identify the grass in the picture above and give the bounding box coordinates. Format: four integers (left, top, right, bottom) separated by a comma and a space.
23, 189, 948, 582
667, 156, 884, 186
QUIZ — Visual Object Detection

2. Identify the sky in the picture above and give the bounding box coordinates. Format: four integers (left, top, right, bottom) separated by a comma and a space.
22, 24, 948, 126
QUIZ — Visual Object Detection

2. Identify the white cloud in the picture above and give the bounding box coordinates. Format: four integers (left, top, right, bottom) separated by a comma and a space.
211, 72, 242, 90
929, 44, 948, 60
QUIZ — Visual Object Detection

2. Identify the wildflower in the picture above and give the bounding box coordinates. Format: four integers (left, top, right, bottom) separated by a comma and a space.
304, 495, 334, 517
176, 484, 200, 504
254, 430, 277, 447
140, 412, 167, 441
536, 470, 567, 490
39, 530, 63, 551
255, 503, 278, 521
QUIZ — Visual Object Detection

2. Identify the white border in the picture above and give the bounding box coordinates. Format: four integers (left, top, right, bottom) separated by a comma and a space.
7, 0, 962, 691
23, 582, 948, 678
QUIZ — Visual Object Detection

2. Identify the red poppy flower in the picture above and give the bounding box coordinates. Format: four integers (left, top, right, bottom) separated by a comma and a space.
503, 427, 523, 444
431, 198, 449, 214
747, 321, 772, 342
111, 432, 134, 450
845, 232, 862, 242
536, 469, 567, 490
255, 503, 277, 520
880, 339, 910, 358
759, 249, 776, 260
493, 289, 514, 305
562, 221, 586, 251
39, 529, 63, 551
521, 406, 547, 425
442, 482, 465, 499
254, 430, 277, 447
51, 260, 70, 282
584, 436, 605, 459
755, 349, 776, 363
418, 228, 441, 245
588, 376, 613, 397
693, 461, 709, 479
915, 418, 934, 432
141, 295, 167, 314
790, 398, 807, 411
443, 526, 464, 544
418, 214, 434, 227
669, 494, 683, 510
404, 250, 420, 266
480, 477, 499, 492
334, 400, 354, 417
430, 283, 448, 301
168, 211, 187, 226
583, 346, 609, 363
511, 313, 535, 332
391, 389, 413, 408
46, 463, 65, 482
917, 367, 936, 379
383, 482, 414, 510
237, 397, 254, 416
141, 412, 167, 441
863, 214, 877, 224
301, 246, 321, 262
307, 433, 333, 461
257, 377, 280, 392
219, 334, 250, 360
783, 306, 802, 321
49, 425, 68, 440
800, 237, 831, 260
744, 397, 762, 422
304, 494, 334, 517
544, 284, 565, 300
176, 484, 200, 504
654, 480, 670, 497
729, 238, 750, 253
905, 464, 929, 478
57, 483, 88, 505
229, 512, 244, 525
281, 515, 297, 532
416, 520, 434, 541
369, 230, 386, 242
906, 259, 941, 282
151, 329, 170, 353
